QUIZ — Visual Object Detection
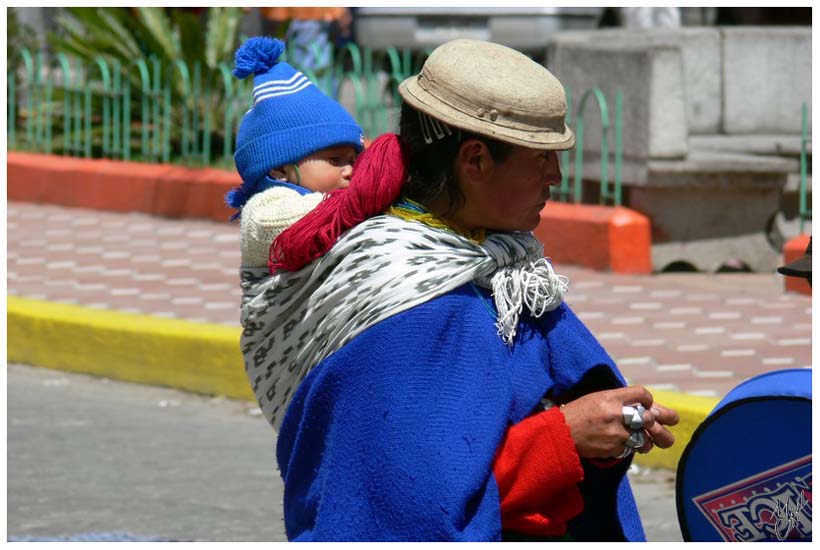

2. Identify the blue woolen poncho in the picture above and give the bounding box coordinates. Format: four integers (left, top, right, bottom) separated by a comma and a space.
276, 284, 646, 541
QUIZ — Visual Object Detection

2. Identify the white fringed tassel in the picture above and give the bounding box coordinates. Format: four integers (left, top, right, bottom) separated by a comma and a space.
491, 258, 569, 345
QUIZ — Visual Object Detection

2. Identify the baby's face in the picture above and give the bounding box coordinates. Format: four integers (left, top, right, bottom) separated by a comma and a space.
292, 145, 358, 193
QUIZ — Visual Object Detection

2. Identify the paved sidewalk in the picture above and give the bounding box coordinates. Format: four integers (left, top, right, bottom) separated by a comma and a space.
8, 201, 812, 398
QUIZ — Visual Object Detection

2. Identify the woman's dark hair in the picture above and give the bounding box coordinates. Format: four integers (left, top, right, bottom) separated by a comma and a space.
399, 102, 513, 215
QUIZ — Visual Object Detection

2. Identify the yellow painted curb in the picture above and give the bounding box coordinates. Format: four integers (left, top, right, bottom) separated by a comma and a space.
633, 389, 719, 471
8, 296, 252, 401
8, 296, 719, 471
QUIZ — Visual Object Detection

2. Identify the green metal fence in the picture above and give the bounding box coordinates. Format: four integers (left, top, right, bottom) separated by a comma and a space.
9, 43, 624, 205
555, 87, 623, 206
8, 47, 254, 168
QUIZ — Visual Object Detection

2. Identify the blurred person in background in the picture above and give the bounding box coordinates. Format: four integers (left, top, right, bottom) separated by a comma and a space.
259, 6, 353, 77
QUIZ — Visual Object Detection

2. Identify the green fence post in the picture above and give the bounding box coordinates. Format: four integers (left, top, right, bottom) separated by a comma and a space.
172, 60, 192, 163
401, 48, 412, 78
202, 82, 212, 166
110, 59, 122, 159
42, 56, 54, 154
150, 56, 162, 161
309, 41, 334, 96
123, 58, 151, 161
91, 57, 113, 157
799, 102, 811, 233
8, 62, 16, 148
82, 59, 96, 158
360, 47, 376, 137
573, 117, 584, 204
72, 60, 83, 157
34, 51, 47, 152
192, 61, 203, 165
574, 88, 613, 206
55, 54, 73, 157
163, 80, 172, 164
333, 43, 365, 133
335, 43, 363, 75
614, 91, 623, 207
19, 49, 35, 148
380, 47, 405, 134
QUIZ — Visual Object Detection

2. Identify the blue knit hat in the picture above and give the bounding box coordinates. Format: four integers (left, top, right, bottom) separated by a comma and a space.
227, 37, 364, 210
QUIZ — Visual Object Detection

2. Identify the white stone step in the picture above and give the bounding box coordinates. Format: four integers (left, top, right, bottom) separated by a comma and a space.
689, 134, 811, 157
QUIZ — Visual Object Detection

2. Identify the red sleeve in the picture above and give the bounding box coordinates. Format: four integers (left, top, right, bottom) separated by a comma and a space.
492, 406, 585, 537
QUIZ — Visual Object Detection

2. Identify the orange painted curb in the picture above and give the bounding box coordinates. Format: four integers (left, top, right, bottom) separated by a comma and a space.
9, 153, 653, 274
7, 152, 239, 222
535, 202, 653, 274
782, 234, 812, 296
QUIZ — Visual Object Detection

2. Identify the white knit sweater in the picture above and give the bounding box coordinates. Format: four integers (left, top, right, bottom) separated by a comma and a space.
239, 185, 323, 268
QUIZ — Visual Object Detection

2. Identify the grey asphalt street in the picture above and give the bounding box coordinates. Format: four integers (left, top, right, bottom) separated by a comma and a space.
7, 363, 285, 542
7, 364, 682, 541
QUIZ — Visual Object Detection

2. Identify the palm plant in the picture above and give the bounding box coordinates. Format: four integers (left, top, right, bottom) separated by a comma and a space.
48, 6, 248, 164
7, 8, 39, 73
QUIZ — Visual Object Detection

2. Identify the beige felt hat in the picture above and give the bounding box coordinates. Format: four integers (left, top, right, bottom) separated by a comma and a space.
399, 39, 575, 150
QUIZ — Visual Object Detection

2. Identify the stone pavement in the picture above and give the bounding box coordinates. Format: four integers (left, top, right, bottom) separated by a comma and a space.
8, 201, 812, 399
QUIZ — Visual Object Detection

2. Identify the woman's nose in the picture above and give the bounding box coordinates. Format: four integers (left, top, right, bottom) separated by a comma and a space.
545, 154, 562, 186
549, 166, 562, 186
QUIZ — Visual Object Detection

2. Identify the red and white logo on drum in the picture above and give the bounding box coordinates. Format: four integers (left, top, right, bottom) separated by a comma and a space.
693, 455, 812, 541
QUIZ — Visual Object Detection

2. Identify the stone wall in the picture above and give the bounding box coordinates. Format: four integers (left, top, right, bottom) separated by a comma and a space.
546, 27, 811, 272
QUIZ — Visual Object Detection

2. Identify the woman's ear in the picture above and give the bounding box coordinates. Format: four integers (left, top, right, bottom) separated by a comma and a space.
456, 139, 494, 185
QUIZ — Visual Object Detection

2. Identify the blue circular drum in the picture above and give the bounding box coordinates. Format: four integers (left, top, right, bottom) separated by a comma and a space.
676, 368, 812, 541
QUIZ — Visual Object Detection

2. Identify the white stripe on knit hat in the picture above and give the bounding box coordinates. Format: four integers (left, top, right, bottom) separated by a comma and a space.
253, 72, 310, 97
253, 70, 303, 91
253, 79, 314, 105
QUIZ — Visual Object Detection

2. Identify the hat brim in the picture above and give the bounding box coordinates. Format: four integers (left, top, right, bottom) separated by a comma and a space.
399, 76, 575, 151
777, 255, 812, 278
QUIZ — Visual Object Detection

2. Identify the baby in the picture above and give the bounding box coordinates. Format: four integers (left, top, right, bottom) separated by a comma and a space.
225, 36, 363, 272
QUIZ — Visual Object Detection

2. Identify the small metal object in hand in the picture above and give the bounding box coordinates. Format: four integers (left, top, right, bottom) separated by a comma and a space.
622, 404, 646, 431
625, 429, 646, 449
615, 429, 647, 459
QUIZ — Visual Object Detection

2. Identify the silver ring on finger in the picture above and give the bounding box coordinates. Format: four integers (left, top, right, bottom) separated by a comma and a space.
615, 446, 633, 459
615, 429, 646, 459
625, 429, 646, 450
622, 404, 646, 431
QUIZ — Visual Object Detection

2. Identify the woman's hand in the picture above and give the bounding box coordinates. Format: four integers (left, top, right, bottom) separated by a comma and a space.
560, 386, 679, 459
